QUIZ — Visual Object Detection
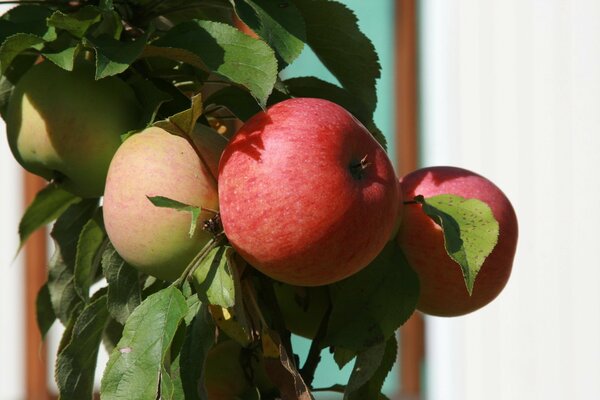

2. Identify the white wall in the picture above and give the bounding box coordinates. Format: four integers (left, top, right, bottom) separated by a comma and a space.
420, 1, 600, 399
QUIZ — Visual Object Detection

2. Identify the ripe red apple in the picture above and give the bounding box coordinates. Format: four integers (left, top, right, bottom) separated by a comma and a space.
5, 61, 141, 198
397, 166, 518, 317
103, 126, 221, 281
218, 98, 400, 286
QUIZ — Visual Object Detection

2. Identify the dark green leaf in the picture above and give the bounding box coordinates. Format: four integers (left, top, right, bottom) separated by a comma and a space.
101, 242, 142, 325
345, 335, 397, 400
128, 76, 172, 126
333, 347, 356, 370
102, 317, 124, 354
153, 92, 203, 137
293, 0, 380, 116
36, 283, 56, 339
324, 242, 419, 351
179, 304, 216, 400
47, 6, 103, 38
42, 35, 79, 71
55, 294, 109, 400
0, 33, 46, 74
191, 245, 235, 308
0, 5, 55, 43
84, 34, 148, 79
148, 20, 277, 106
234, 0, 306, 66
204, 85, 261, 121
101, 286, 188, 400
415, 194, 500, 295
48, 199, 98, 324
18, 184, 80, 252
74, 209, 107, 300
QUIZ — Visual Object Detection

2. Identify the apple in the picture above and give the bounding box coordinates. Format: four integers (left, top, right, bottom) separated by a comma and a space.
397, 166, 518, 317
5, 61, 141, 198
273, 283, 330, 339
103, 126, 221, 281
204, 339, 275, 400
218, 97, 400, 286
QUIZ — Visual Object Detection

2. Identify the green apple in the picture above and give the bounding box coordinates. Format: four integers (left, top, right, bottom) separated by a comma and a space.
5, 61, 141, 198
103, 126, 221, 281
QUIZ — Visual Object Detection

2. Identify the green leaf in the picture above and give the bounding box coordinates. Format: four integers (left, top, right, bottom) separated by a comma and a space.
74, 209, 107, 300
148, 20, 277, 107
333, 347, 356, 370
415, 194, 500, 295
47, 6, 103, 38
191, 245, 236, 308
153, 93, 203, 137
147, 195, 202, 238
55, 293, 109, 400
0, 33, 46, 74
101, 242, 142, 325
0, 5, 55, 43
48, 199, 99, 324
42, 35, 79, 71
284, 76, 387, 148
101, 286, 188, 400
204, 85, 261, 122
84, 34, 148, 79
324, 242, 419, 351
18, 184, 80, 252
128, 76, 172, 126
345, 335, 397, 400
234, 0, 306, 66
179, 304, 216, 400
293, 0, 380, 116
36, 283, 56, 339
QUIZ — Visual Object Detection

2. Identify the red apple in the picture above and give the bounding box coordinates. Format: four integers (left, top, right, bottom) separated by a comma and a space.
397, 166, 518, 317
103, 126, 221, 281
218, 97, 400, 286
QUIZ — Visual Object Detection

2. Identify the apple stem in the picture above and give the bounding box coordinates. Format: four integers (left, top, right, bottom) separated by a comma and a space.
202, 212, 223, 236
349, 154, 371, 179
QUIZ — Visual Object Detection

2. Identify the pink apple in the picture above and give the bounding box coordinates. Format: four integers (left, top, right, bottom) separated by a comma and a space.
218, 97, 400, 286
103, 127, 221, 281
397, 166, 518, 317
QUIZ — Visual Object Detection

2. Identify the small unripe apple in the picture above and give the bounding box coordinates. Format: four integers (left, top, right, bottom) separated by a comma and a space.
273, 283, 330, 339
204, 339, 274, 400
397, 166, 518, 317
5, 61, 141, 198
218, 98, 400, 286
103, 127, 220, 281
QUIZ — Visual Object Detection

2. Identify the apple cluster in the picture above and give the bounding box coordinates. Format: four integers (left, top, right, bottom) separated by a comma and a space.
6, 62, 517, 327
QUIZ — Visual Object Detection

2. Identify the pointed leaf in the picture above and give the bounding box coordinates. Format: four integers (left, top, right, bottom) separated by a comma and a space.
234, 0, 305, 66
345, 335, 397, 400
153, 93, 203, 136
333, 347, 356, 370
325, 242, 419, 351
293, 0, 380, 116
415, 194, 500, 294
47, 6, 103, 38
101, 286, 188, 400
36, 283, 56, 339
204, 85, 261, 121
148, 20, 277, 106
55, 294, 109, 400
84, 34, 148, 79
191, 245, 235, 308
147, 195, 201, 238
48, 199, 99, 324
128, 76, 172, 126
0, 33, 46, 74
18, 184, 80, 252
74, 209, 107, 300
101, 242, 142, 325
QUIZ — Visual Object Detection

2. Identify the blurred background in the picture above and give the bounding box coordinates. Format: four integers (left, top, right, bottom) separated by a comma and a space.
2, 0, 600, 399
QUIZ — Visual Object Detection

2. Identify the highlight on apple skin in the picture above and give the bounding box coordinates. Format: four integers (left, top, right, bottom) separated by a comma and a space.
5, 61, 141, 198
103, 127, 219, 281
397, 166, 518, 317
218, 97, 401, 286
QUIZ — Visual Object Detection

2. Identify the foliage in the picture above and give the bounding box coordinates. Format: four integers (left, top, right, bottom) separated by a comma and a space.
2, 1, 502, 399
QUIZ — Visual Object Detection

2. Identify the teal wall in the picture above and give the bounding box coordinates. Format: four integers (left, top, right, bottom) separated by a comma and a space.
282, 1, 398, 398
